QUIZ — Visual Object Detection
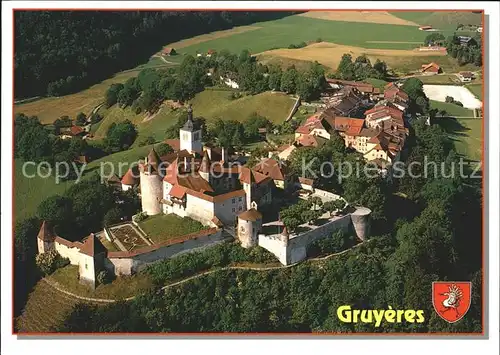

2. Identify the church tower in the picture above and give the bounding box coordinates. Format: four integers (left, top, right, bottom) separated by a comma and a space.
180, 105, 202, 154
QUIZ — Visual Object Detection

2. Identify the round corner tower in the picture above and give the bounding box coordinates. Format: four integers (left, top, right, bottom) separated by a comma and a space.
140, 149, 163, 216
237, 208, 263, 248
350, 207, 372, 241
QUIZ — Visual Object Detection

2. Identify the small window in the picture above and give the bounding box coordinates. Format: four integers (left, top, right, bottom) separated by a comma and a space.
232, 208, 236, 213
85, 264, 88, 270
232, 198, 235, 204
239, 206, 243, 211
238, 197, 242, 202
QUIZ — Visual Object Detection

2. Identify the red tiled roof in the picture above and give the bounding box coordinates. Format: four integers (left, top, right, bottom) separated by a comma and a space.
296, 134, 327, 148
177, 174, 214, 193
239, 167, 271, 185
164, 139, 180, 152
252, 158, 286, 181
334, 117, 365, 136
238, 208, 262, 222
79, 234, 107, 257
169, 185, 187, 199
121, 167, 139, 186
421, 62, 440, 72
69, 126, 84, 136
298, 177, 315, 186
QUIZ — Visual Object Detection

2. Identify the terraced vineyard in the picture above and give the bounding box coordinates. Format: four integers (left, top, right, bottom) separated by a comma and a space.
16, 280, 84, 333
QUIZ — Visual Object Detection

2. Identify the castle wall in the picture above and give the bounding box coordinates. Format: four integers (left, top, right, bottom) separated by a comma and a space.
54, 240, 84, 266
258, 213, 352, 265
106, 229, 224, 275
37, 238, 53, 254
237, 218, 261, 248
140, 172, 163, 215
258, 233, 288, 265
185, 194, 215, 226
350, 207, 372, 241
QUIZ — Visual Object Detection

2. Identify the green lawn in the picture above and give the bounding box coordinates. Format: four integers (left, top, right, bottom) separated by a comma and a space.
14, 142, 160, 223
438, 117, 482, 162
412, 74, 462, 85
138, 214, 210, 244
14, 160, 74, 223
466, 83, 482, 100
430, 100, 474, 117
191, 89, 296, 125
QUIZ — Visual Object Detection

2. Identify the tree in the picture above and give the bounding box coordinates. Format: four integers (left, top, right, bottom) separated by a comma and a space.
105, 120, 138, 152
138, 135, 156, 147
37, 195, 73, 227
243, 113, 272, 142
103, 207, 123, 226
424, 32, 445, 46
36, 250, 69, 275
308, 196, 323, 210
303, 209, 322, 225
280, 67, 298, 94
105, 83, 124, 108
155, 143, 174, 156
76, 112, 87, 126
336, 54, 355, 80
268, 66, 283, 91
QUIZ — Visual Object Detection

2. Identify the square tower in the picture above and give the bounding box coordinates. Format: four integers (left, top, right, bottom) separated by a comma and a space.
180, 105, 202, 154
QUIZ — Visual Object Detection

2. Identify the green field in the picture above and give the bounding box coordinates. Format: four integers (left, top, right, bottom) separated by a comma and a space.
466, 83, 483, 100
174, 15, 428, 55
390, 11, 482, 31
430, 100, 474, 117
138, 214, 210, 244
438, 118, 482, 162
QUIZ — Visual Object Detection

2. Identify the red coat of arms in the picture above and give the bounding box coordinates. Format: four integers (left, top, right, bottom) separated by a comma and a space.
432, 282, 472, 323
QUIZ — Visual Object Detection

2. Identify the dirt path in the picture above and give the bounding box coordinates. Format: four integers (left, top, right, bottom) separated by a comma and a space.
40, 242, 367, 304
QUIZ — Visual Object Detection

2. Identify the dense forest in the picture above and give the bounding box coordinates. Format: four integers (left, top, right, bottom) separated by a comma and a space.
56, 115, 482, 333
14, 11, 296, 98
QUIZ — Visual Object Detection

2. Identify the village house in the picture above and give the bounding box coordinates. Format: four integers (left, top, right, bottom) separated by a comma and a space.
420, 62, 441, 75
252, 158, 294, 190
458, 71, 475, 82
457, 36, 477, 47
60, 125, 86, 140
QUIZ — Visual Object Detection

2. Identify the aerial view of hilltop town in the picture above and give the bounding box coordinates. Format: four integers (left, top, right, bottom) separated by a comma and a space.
13, 10, 484, 334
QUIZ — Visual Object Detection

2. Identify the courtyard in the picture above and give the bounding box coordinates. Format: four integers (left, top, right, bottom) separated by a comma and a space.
137, 214, 210, 244
107, 223, 152, 252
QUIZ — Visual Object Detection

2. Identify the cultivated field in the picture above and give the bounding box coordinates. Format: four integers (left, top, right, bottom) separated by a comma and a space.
175, 14, 428, 56
299, 11, 419, 26
412, 74, 463, 85
424, 85, 482, 110
13, 71, 139, 124
257, 42, 447, 70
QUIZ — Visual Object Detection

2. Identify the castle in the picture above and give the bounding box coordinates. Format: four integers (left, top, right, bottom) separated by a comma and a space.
136, 105, 277, 229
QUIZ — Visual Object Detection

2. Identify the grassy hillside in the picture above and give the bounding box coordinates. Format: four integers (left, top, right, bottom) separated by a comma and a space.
390, 11, 482, 30
437, 118, 482, 162
16, 280, 82, 332
190, 90, 296, 124
430, 100, 474, 117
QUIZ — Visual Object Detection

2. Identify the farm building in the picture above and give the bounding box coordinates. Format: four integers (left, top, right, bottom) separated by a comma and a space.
457, 36, 477, 47
421, 62, 441, 75
458, 71, 475, 82
418, 25, 433, 31
162, 47, 176, 56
